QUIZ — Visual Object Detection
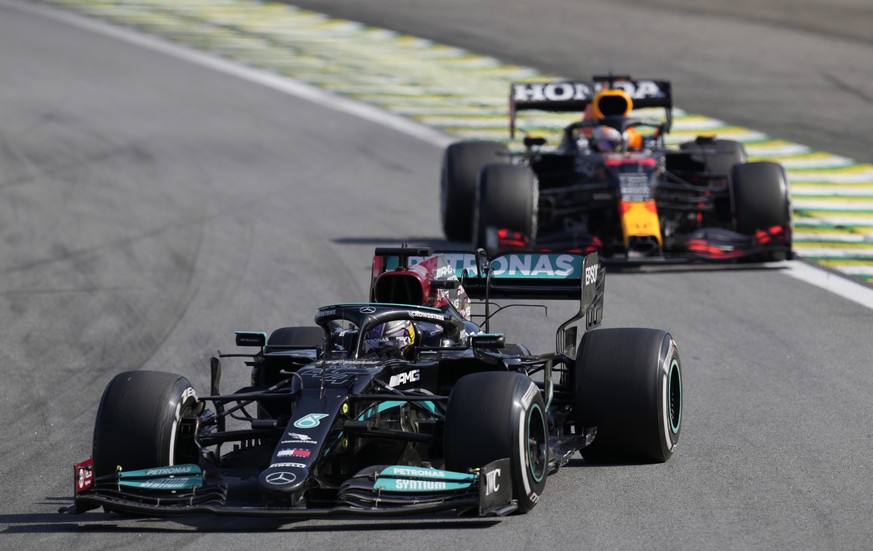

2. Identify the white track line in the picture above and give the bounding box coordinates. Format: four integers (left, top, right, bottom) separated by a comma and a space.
8, 0, 873, 309
785, 262, 873, 309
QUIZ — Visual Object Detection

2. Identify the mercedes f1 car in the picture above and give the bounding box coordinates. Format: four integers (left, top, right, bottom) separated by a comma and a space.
440, 75, 792, 263
64, 247, 682, 518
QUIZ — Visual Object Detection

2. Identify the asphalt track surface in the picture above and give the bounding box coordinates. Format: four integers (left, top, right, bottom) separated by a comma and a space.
0, 1, 871, 549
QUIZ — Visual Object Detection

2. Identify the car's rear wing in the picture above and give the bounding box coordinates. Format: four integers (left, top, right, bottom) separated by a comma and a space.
372, 248, 605, 333
509, 76, 673, 137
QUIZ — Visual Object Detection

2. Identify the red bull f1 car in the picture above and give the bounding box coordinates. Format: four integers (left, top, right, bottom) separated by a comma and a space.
440, 75, 793, 263
63, 247, 682, 518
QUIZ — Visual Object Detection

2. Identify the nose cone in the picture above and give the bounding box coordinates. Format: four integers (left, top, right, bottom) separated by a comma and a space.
620, 200, 663, 249
259, 465, 307, 502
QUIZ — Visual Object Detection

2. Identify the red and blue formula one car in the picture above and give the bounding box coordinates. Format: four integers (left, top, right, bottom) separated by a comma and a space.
441, 75, 792, 263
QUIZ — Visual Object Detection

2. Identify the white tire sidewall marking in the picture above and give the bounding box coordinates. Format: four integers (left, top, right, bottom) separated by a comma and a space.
659, 338, 679, 453
168, 385, 197, 467
518, 380, 539, 498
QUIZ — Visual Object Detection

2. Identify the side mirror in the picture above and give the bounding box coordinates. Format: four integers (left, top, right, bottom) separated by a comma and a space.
524, 136, 547, 148
235, 331, 267, 347
471, 333, 506, 350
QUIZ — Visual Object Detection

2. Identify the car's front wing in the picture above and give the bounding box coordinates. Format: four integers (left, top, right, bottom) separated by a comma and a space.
494, 224, 792, 264
62, 458, 515, 518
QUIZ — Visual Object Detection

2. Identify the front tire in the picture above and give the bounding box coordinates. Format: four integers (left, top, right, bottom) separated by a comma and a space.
441, 141, 510, 242
473, 164, 538, 254
92, 371, 199, 478
731, 161, 791, 261
574, 328, 682, 463
444, 372, 547, 513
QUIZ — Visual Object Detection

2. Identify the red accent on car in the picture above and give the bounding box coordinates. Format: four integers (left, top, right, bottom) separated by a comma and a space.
497, 228, 530, 249
506, 234, 603, 254
756, 225, 789, 245
604, 157, 657, 167
583, 235, 604, 254
74, 458, 94, 495
687, 239, 743, 259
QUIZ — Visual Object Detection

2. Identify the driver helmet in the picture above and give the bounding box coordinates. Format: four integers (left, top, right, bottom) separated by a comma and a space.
362, 320, 416, 358
591, 126, 624, 152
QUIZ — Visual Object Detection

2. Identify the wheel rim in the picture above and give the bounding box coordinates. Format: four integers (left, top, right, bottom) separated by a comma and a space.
526, 403, 547, 483
668, 358, 682, 434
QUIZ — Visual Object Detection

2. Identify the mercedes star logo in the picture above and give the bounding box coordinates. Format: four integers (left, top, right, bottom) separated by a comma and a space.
265, 471, 297, 485
359, 306, 377, 314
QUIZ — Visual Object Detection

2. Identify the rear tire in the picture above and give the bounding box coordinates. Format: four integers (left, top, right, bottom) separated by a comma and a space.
574, 328, 682, 463
93, 371, 199, 478
441, 141, 510, 242
445, 372, 547, 513
473, 164, 538, 254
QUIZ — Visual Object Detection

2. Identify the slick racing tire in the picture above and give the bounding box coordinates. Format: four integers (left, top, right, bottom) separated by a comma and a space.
574, 328, 682, 463
441, 141, 510, 242
473, 164, 538, 255
680, 138, 747, 175
732, 161, 791, 234
93, 371, 199, 478
445, 372, 547, 513
731, 161, 791, 260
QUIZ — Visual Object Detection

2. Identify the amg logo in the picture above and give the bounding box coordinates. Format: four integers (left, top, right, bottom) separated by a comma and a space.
485, 468, 501, 496
388, 369, 420, 388
585, 264, 600, 286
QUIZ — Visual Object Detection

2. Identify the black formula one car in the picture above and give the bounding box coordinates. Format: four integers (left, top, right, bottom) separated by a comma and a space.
64, 247, 682, 518
440, 75, 793, 263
